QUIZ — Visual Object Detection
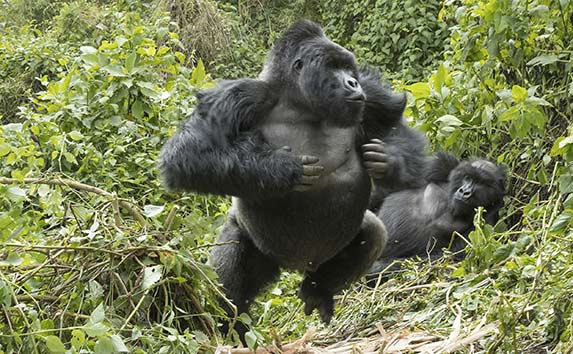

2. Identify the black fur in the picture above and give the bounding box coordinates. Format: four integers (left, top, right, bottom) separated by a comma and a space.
358, 68, 429, 211
159, 20, 388, 335
366, 152, 507, 285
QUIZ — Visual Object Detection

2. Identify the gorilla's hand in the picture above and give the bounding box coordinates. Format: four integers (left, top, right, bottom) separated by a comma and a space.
362, 139, 397, 179
293, 154, 324, 191
299, 278, 334, 323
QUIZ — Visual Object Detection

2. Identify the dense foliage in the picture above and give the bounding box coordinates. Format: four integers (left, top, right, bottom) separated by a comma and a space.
320, 0, 450, 80
1, 0, 572, 353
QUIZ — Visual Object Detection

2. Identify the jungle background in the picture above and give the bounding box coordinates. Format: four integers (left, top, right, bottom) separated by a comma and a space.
0, 0, 572, 352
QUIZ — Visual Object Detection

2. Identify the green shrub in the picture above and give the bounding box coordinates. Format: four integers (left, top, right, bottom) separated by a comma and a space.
400, 1, 573, 349
0, 9, 228, 353
320, 0, 450, 80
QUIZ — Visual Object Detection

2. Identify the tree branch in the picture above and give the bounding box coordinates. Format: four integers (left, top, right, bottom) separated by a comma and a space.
0, 177, 147, 227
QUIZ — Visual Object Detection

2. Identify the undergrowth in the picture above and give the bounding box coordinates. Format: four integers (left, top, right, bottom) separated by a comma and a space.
1, 0, 572, 353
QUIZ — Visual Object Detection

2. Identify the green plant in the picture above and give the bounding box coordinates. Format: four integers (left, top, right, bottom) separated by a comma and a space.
320, 0, 450, 80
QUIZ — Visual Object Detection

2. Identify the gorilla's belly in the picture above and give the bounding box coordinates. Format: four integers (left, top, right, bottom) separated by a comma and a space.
235, 159, 371, 271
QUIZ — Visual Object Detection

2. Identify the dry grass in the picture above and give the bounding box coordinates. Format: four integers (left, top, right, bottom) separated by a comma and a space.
155, 0, 231, 62
216, 319, 498, 353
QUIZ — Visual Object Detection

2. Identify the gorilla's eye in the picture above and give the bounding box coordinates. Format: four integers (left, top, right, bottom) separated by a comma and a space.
293, 59, 304, 72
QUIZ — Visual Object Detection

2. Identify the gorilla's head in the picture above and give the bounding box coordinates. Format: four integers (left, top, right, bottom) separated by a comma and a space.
448, 159, 507, 217
259, 20, 365, 125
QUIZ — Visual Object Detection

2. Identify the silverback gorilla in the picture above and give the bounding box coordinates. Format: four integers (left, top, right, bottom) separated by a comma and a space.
367, 152, 507, 284
159, 20, 402, 330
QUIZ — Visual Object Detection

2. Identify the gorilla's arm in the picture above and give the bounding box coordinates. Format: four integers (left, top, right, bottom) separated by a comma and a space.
359, 67, 407, 136
365, 125, 429, 210
159, 79, 305, 198
425, 152, 460, 184
358, 68, 429, 210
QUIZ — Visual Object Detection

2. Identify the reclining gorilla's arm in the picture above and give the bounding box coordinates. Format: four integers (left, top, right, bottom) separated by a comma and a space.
159, 79, 313, 198
358, 68, 429, 210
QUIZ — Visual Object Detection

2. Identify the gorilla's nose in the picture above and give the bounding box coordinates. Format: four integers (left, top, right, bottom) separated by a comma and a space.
345, 79, 365, 101
346, 78, 359, 89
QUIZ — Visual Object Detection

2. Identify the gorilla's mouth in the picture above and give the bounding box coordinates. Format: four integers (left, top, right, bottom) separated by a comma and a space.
345, 93, 366, 102
453, 195, 469, 203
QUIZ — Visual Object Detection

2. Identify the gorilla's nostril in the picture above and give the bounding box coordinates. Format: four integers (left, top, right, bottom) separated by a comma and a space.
347, 79, 358, 88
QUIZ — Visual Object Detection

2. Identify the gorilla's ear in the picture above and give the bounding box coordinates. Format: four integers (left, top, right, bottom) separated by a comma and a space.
426, 152, 460, 183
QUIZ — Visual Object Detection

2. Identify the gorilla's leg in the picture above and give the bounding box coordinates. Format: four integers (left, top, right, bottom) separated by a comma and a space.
299, 210, 387, 322
211, 211, 280, 338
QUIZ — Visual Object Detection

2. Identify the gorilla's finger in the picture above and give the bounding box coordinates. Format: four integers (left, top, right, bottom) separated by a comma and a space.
370, 138, 384, 144
280, 145, 292, 152
303, 302, 315, 316
365, 161, 388, 172
318, 299, 334, 324
299, 175, 320, 185
299, 155, 320, 165
361, 143, 385, 153
303, 165, 324, 176
363, 151, 388, 162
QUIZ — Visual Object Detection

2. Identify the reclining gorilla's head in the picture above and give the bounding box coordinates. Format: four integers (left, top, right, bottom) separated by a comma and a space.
259, 20, 365, 124
448, 159, 507, 217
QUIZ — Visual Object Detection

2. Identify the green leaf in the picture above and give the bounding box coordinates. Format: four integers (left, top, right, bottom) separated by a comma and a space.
157, 46, 170, 56
7, 187, 27, 202
405, 82, 430, 99
44, 336, 66, 353
110, 335, 129, 352
245, 330, 258, 350
142, 265, 163, 290
137, 82, 158, 99
41, 319, 55, 330
527, 54, 560, 66
116, 37, 129, 48
102, 65, 126, 77
451, 266, 465, 278
80, 46, 97, 54
81, 53, 99, 66
64, 152, 77, 164
238, 312, 252, 325
68, 131, 84, 141
71, 329, 86, 350
90, 303, 105, 323
175, 52, 186, 63
550, 212, 572, 232
84, 322, 109, 337
0, 143, 11, 156
436, 114, 463, 127
132, 100, 145, 119
94, 336, 114, 354
433, 63, 446, 92
0, 254, 23, 267
511, 85, 528, 103
126, 52, 137, 73
499, 106, 519, 122
142, 205, 165, 218
191, 59, 206, 85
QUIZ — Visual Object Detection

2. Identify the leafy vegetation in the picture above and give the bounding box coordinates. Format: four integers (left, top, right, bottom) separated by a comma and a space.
1, 0, 572, 353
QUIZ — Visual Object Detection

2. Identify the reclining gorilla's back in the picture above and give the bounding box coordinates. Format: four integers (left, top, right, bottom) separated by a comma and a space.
159, 20, 425, 332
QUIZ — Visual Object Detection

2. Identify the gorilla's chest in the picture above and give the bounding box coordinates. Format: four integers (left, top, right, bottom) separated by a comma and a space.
260, 105, 357, 175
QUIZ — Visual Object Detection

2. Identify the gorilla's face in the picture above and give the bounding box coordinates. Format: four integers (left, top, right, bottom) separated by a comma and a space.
448, 161, 506, 217
260, 20, 365, 125
293, 40, 365, 123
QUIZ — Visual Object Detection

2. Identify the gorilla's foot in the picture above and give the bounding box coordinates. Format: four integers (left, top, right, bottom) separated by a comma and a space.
299, 277, 335, 323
